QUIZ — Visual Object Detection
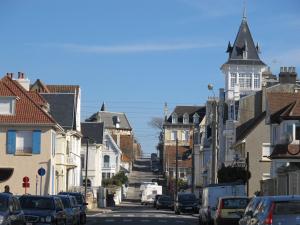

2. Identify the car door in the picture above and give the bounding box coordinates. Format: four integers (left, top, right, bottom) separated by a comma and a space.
12, 197, 24, 225
55, 199, 66, 225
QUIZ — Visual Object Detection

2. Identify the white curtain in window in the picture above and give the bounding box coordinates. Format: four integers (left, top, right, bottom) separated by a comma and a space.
0, 98, 12, 114
16, 131, 32, 152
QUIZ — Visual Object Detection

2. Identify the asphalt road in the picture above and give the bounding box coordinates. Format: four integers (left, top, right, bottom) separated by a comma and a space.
87, 201, 199, 225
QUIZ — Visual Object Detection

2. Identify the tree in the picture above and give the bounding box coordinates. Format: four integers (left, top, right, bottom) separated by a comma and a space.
217, 165, 251, 184
148, 117, 164, 155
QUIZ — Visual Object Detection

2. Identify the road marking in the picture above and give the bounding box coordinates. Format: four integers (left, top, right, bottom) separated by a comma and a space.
127, 214, 135, 217
113, 214, 121, 217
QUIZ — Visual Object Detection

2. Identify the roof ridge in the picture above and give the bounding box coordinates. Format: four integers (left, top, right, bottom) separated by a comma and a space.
2, 76, 57, 125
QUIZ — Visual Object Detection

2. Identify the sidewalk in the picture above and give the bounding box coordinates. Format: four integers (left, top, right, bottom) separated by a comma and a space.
87, 207, 113, 215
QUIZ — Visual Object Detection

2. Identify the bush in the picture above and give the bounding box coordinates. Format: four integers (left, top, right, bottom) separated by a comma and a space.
102, 171, 128, 187
217, 165, 251, 184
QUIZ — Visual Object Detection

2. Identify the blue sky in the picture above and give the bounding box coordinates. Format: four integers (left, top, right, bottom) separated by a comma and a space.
0, 0, 300, 155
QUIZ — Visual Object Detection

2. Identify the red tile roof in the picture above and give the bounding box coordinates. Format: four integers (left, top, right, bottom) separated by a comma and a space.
270, 144, 300, 159
165, 146, 192, 168
267, 93, 300, 116
0, 75, 57, 125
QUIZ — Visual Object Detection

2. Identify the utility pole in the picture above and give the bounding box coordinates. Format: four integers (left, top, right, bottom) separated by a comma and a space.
211, 99, 217, 184
246, 152, 249, 197
175, 138, 179, 201
191, 126, 195, 193
84, 137, 89, 201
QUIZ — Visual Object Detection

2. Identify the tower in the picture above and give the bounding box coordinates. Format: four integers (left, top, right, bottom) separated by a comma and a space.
219, 10, 268, 165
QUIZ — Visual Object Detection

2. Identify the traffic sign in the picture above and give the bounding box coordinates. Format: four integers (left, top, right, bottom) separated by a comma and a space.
23, 176, 29, 183
22, 183, 30, 188
38, 167, 46, 176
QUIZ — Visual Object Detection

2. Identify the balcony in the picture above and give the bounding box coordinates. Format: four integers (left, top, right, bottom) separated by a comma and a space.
102, 163, 116, 169
66, 156, 77, 169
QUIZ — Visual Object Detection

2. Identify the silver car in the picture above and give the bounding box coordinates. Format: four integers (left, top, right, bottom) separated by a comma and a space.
250, 195, 300, 225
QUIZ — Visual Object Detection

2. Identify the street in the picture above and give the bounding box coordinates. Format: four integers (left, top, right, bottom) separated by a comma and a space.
87, 200, 198, 225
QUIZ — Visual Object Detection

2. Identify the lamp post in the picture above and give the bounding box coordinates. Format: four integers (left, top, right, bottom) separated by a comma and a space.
175, 138, 179, 202
208, 84, 218, 184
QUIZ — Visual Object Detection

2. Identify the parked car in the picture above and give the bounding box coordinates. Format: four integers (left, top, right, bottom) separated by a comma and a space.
156, 195, 174, 210
214, 196, 249, 225
58, 192, 87, 224
239, 196, 263, 225
174, 193, 198, 215
57, 195, 80, 225
19, 195, 66, 225
0, 193, 25, 225
153, 194, 162, 208
251, 195, 300, 225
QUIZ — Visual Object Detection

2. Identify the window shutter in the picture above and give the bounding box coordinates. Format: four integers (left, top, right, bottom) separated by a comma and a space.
7, 130, 16, 154
32, 130, 41, 154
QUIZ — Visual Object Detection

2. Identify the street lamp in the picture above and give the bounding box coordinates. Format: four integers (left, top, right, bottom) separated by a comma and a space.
208, 84, 218, 184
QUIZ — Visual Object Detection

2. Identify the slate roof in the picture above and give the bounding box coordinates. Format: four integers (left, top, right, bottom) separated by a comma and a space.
267, 93, 300, 123
0, 75, 57, 125
41, 93, 76, 130
235, 112, 266, 144
86, 111, 132, 130
80, 122, 104, 144
46, 85, 79, 94
166, 106, 206, 124
223, 17, 265, 66
270, 144, 300, 159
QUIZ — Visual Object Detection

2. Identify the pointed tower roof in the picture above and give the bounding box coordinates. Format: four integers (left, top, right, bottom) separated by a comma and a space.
222, 13, 266, 67
100, 102, 106, 111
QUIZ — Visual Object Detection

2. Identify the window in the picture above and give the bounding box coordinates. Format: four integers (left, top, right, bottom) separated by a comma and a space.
183, 113, 189, 124
0, 97, 15, 115
262, 143, 271, 159
102, 173, 106, 179
296, 124, 300, 140
182, 130, 189, 141
254, 74, 260, 89
239, 73, 252, 89
172, 113, 178, 124
104, 155, 110, 168
193, 113, 199, 124
81, 154, 85, 169
16, 131, 32, 153
230, 73, 237, 88
171, 131, 178, 141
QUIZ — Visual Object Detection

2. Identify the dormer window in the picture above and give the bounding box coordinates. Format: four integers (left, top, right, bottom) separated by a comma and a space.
193, 113, 200, 124
183, 113, 189, 124
113, 116, 120, 128
172, 113, 178, 124
0, 97, 15, 115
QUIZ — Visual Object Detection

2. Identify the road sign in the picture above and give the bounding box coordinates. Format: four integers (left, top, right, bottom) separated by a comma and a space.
38, 167, 46, 176
22, 176, 30, 194
23, 176, 29, 183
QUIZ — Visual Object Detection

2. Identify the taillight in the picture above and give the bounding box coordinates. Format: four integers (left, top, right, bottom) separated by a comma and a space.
217, 200, 224, 218
264, 203, 275, 224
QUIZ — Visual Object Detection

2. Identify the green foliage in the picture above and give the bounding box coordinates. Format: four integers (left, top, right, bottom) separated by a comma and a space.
102, 171, 128, 187
217, 165, 251, 184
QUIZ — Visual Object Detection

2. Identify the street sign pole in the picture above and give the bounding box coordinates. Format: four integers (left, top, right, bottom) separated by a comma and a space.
40, 176, 43, 195
38, 167, 46, 196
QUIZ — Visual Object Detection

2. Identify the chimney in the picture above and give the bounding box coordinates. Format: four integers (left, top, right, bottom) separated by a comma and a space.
15, 72, 30, 91
6, 73, 13, 79
279, 66, 297, 84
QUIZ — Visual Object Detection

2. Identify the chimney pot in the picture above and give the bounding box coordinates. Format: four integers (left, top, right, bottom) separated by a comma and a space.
18, 72, 22, 79
6, 73, 13, 78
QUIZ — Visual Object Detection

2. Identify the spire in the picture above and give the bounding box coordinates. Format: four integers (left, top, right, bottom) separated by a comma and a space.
100, 102, 106, 111
242, 0, 247, 21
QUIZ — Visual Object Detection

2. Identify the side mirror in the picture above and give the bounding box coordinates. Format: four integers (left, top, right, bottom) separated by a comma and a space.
83, 203, 88, 206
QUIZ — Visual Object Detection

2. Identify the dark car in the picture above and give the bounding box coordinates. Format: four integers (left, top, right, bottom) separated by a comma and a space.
174, 193, 198, 215
153, 195, 162, 208
58, 192, 87, 224
57, 195, 80, 225
156, 195, 174, 210
19, 195, 66, 225
0, 193, 25, 225
214, 196, 249, 225
239, 196, 263, 225
251, 195, 300, 225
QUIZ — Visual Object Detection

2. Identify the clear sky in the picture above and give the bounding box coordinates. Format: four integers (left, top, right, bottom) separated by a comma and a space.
0, 0, 299, 155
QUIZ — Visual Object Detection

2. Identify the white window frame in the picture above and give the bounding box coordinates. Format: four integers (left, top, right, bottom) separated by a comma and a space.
254, 74, 260, 89
239, 73, 252, 89
230, 73, 237, 88
16, 131, 32, 153
183, 113, 189, 124
171, 131, 178, 141
172, 113, 178, 124
262, 143, 271, 160
0, 97, 15, 115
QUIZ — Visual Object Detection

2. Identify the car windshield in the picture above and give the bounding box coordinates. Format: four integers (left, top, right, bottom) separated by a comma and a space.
222, 198, 249, 209
60, 198, 71, 208
0, 196, 8, 211
20, 197, 55, 210
274, 201, 300, 215
160, 196, 171, 201
178, 194, 196, 202
73, 195, 83, 204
